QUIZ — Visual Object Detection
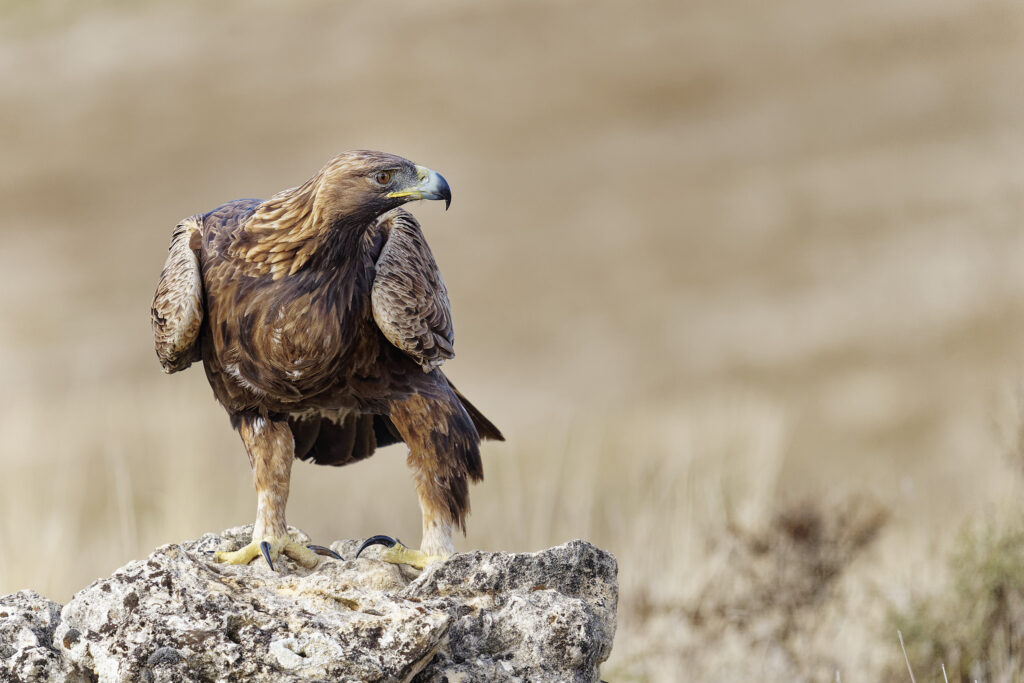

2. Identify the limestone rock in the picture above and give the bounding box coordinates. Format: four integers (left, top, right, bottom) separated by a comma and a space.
407, 542, 617, 682
0, 590, 83, 682
2, 526, 617, 682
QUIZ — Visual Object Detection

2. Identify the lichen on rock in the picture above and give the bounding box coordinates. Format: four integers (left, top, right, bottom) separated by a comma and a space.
1, 526, 617, 682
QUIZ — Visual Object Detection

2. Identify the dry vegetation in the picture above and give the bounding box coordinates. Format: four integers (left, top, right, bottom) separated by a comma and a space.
893, 517, 1024, 682
2, 0, 1024, 679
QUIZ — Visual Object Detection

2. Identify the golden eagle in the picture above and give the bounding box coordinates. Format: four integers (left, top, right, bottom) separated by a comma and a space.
151, 150, 502, 570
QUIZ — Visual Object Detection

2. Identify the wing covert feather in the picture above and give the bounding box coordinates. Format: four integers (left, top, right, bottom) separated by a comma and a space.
151, 215, 205, 373
371, 211, 454, 371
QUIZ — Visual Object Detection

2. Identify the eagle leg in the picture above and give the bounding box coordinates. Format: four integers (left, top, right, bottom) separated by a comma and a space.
212, 414, 324, 570
352, 483, 458, 569
356, 391, 484, 569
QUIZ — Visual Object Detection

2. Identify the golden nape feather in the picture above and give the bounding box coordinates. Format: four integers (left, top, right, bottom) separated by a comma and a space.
231, 180, 323, 280
150, 150, 502, 572
151, 215, 204, 373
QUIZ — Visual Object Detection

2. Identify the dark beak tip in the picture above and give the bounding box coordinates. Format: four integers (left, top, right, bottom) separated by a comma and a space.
440, 175, 452, 210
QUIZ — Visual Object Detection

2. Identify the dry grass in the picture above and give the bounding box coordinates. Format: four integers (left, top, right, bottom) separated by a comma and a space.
3, 0, 1024, 679
893, 517, 1024, 682
889, 392, 1024, 683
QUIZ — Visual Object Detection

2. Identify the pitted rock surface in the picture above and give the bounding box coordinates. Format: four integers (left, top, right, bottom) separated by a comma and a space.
0, 590, 85, 682
1, 526, 617, 682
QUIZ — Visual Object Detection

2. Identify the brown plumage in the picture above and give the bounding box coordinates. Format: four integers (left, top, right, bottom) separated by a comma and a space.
151, 150, 502, 568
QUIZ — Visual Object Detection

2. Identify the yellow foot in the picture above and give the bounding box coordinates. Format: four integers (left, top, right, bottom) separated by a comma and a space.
214, 536, 340, 570
355, 535, 447, 569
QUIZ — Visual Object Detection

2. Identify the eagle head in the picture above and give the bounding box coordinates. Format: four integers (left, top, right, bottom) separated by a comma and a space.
237, 150, 453, 279
316, 150, 451, 225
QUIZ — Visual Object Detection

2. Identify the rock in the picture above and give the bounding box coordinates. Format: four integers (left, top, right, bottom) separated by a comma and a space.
408, 542, 617, 682
0, 590, 85, 682
2, 526, 617, 682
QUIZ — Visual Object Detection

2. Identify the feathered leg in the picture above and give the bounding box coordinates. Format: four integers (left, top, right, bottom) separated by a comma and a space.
214, 414, 323, 569
357, 390, 483, 568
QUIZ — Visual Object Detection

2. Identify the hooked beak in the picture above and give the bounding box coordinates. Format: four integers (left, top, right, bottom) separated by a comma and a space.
387, 165, 452, 210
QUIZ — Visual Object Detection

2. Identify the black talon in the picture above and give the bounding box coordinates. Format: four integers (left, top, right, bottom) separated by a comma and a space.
260, 541, 275, 571
307, 544, 342, 560
357, 535, 399, 558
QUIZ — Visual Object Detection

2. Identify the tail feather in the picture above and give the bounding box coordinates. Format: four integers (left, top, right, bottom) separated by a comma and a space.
449, 383, 504, 441
291, 413, 382, 467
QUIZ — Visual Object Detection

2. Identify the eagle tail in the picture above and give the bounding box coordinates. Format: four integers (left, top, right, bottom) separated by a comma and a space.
291, 413, 398, 467
449, 383, 504, 442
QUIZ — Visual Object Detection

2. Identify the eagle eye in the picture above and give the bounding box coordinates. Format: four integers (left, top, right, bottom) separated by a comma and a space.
374, 170, 393, 185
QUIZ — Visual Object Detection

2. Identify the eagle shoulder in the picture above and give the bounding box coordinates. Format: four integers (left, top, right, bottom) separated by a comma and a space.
371, 209, 454, 371
151, 215, 205, 373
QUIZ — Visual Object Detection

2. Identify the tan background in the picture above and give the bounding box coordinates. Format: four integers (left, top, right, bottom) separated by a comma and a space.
2, 0, 1024, 678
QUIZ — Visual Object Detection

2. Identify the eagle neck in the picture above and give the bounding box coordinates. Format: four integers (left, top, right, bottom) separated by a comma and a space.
315, 216, 377, 314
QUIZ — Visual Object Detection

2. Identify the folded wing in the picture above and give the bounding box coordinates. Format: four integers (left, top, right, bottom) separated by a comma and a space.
371, 210, 454, 371
151, 215, 205, 373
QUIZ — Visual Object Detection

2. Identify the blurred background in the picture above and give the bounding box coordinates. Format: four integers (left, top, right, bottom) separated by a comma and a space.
2, 0, 1024, 679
